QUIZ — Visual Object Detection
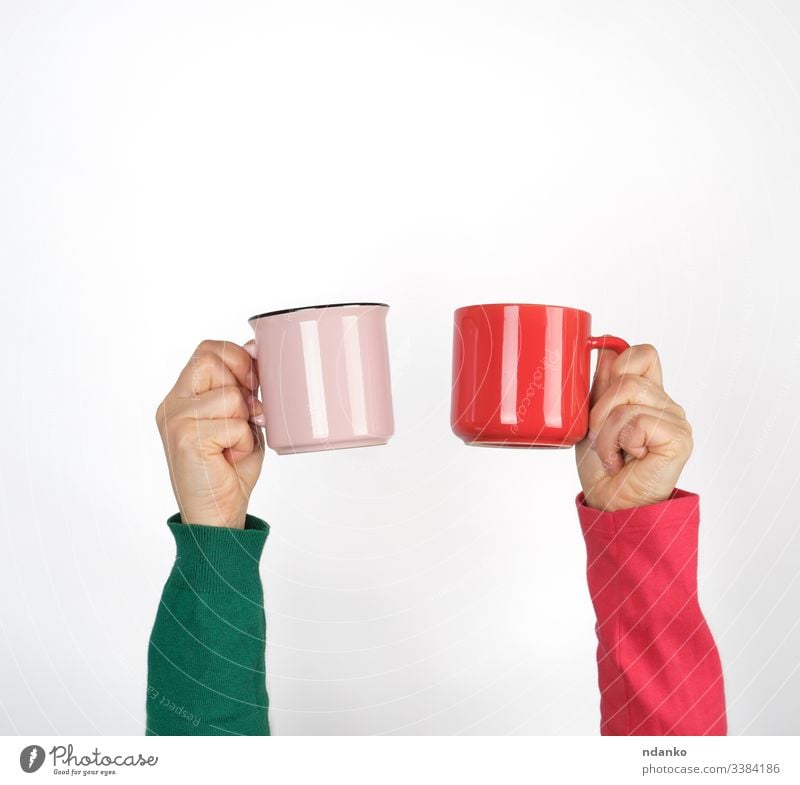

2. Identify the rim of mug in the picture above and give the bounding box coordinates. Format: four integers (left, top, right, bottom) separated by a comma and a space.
249, 302, 389, 322
455, 303, 591, 317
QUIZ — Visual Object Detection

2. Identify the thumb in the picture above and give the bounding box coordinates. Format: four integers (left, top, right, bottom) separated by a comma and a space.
590, 348, 617, 405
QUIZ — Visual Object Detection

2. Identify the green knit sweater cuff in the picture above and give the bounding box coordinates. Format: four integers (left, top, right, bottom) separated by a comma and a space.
165, 513, 269, 595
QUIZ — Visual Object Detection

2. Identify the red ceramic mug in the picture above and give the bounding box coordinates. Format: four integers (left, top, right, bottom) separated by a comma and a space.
451, 304, 629, 448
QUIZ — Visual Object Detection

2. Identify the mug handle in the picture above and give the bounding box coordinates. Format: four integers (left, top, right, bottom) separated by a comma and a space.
588, 334, 629, 355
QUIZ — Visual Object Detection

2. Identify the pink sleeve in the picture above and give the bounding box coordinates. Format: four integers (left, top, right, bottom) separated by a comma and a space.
577, 489, 727, 735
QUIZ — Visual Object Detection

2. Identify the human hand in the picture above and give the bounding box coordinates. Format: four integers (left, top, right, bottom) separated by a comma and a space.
575, 344, 693, 512
155, 339, 264, 529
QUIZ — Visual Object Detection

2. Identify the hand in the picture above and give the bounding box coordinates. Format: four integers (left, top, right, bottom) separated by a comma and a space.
575, 344, 693, 512
155, 339, 265, 529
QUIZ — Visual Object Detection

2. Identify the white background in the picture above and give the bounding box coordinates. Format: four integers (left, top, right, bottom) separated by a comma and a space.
1, 0, 799, 735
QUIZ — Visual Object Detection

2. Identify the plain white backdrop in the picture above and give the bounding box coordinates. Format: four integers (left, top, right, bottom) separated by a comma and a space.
1, 0, 799, 735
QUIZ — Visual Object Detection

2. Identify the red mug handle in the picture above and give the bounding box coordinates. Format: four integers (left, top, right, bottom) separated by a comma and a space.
588, 334, 629, 355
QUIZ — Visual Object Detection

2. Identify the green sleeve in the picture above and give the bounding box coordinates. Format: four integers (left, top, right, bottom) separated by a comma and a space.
145, 513, 270, 736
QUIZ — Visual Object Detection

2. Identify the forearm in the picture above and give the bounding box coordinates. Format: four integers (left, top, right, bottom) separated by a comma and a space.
146, 514, 270, 736
578, 490, 726, 735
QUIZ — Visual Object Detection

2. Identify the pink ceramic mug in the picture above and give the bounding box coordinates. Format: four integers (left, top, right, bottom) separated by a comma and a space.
248, 303, 395, 454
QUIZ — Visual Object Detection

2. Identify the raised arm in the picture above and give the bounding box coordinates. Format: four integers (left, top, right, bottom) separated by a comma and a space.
147, 339, 270, 735
575, 344, 726, 735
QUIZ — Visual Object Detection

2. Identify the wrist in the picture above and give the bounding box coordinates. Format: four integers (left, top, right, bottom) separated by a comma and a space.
581, 489, 673, 512
178, 504, 247, 530
575, 486, 699, 522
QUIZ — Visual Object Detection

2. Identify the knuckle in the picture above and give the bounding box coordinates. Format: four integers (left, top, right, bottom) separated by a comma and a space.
622, 410, 642, 434
619, 373, 646, 400
154, 400, 166, 427
637, 343, 659, 363
174, 424, 198, 452
670, 419, 692, 445
156, 398, 182, 433
221, 385, 245, 412
193, 341, 221, 367
612, 403, 634, 427
231, 418, 252, 444
195, 349, 217, 368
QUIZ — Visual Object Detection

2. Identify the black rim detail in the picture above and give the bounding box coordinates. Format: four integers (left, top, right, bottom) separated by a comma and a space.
248, 302, 389, 321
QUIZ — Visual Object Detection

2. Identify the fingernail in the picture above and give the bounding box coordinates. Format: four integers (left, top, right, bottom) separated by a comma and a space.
243, 341, 257, 359
252, 413, 266, 426
586, 429, 598, 449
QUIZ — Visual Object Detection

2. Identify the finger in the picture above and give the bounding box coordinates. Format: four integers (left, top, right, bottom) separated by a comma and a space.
244, 341, 260, 392
588, 373, 685, 437
174, 385, 264, 422
589, 347, 618, 406
608, 344, 663, 388
172, 340, 259, 398
196, 417, 257, 462
617, 412, 692, 465
594, 407, 692, 475
249, 420, 265, 457
243, 340, 258, 360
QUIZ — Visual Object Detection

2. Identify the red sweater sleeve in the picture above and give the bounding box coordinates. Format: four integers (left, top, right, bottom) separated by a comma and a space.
577, 489, 727, 735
